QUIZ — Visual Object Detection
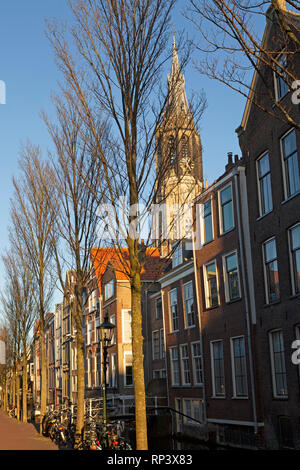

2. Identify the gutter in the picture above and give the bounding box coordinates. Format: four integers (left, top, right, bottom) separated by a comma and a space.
233, 168, 258, 435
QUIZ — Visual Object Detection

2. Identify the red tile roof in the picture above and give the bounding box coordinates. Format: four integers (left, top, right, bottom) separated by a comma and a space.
90, 246, 166, 292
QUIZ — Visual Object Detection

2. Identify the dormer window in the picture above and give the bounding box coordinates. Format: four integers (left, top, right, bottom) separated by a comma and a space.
274, 53, 289, 101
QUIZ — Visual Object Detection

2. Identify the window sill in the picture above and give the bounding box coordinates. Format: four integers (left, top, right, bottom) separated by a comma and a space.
202, 239, 214, 247
225, 297, 242, 305
168, 330, 180, 335
219, 227, 235, 237
204, 305, 220, 312
272, 90, 289, 106
272, 396, 288, 400
256, 210, 273, 222
281, 190, 300, 205
211, 395, 226, 399
263, 299, 281, 308
289, 293, 300, 300
184, 325, 196, 330
231, 396, 249, 400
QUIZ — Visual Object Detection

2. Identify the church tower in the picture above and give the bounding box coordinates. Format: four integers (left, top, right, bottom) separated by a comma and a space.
155, 37, 203, 256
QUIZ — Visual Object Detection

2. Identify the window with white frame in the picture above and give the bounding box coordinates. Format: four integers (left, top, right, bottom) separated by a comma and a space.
110, 353, 117, 388
122, 309, 132, 343
153, 370, 160, 379
231, 336, 248, 397
87, 320, 92, 345
263, 238, 280, 303
160, 328, 165, 359
155, 297, 162, 320
183, 398, 203, 424
289, 224, 300, 294
211, 340, 225, 397
96, 351, 101, 387
170, 346, 180, 386
152, 330, 160, 360
90, 290, 97, 311
72, 375, 77, 393
87, 355, 92, 388
202, 199, 213, 244
175, 398, 183, 433
172, 242, 182, 268
191, 342, 203, 385
204, 261, 219, 308
110, 314, 116, 344
269, 330, 288, 397
183, 281, 195, 328
124, 353, 133, 386
169, 289, 179, 331
104, 279, 114, 300
281, 129, 300, 199
105, 354, 110, 385
183, 398, 192, 423
219, 185, 234, 234
71, 346, 77, 371
257, 152, 273, 216
224, 252, 241, 302
274, 53, 289, 101
180, 344, 191, 385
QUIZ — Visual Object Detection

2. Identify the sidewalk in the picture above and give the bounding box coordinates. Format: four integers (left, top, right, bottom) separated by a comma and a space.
0, 410, 58, 450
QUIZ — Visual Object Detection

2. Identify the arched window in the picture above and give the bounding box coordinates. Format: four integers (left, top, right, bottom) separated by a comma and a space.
157, 137, 162, 166
182, 136, 189, 161
169, 136, 176, 165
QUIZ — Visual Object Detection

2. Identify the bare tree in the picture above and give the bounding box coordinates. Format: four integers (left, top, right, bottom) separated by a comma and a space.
1, 258, 22, 419
46, 0, 206, 449
1, 250, 36, 423
10, 144, 57, 428
41, 91, 103, 445
186, 0, 300, 129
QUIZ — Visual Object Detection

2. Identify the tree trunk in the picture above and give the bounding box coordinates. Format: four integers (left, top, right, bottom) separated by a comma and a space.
74, 283, 85, 446
131, 267, 148, 450
4, 374, 8, 411
16, 371, 20, 420
39, 320, 47, 431
75, 329, 85, 444
22, 348, 27, 423
12, 367, 16, 409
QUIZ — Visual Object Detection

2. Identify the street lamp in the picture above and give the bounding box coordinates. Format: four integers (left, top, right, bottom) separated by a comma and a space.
97, 312, 115, 433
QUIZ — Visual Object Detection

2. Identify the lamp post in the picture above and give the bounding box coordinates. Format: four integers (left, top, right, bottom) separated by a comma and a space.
97, 312, 115, 434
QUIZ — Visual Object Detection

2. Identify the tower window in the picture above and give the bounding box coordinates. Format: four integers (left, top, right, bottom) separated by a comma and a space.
182, 136, 189, 161
169, 136, 176, 165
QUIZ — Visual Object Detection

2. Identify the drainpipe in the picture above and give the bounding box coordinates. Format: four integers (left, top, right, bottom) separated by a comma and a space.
233, 169, 258, 435
161, 289, 169, 408
192, 216, 207, 426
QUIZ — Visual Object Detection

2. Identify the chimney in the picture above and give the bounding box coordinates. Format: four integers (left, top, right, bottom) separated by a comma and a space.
234, 154, 239, 164
225, 152, 234, 171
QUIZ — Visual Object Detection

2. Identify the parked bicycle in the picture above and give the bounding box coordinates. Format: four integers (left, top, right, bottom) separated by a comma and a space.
98, 422, 132, 450
79, 411, 102, 450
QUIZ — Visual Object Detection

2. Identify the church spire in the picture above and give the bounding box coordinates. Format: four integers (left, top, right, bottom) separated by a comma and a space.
167, 36, 188, 115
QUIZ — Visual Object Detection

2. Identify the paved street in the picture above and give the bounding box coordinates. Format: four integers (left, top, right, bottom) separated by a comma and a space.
0, 410, 58, 450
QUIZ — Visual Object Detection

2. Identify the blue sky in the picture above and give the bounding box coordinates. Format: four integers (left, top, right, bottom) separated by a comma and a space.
0, 0, 246, 311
